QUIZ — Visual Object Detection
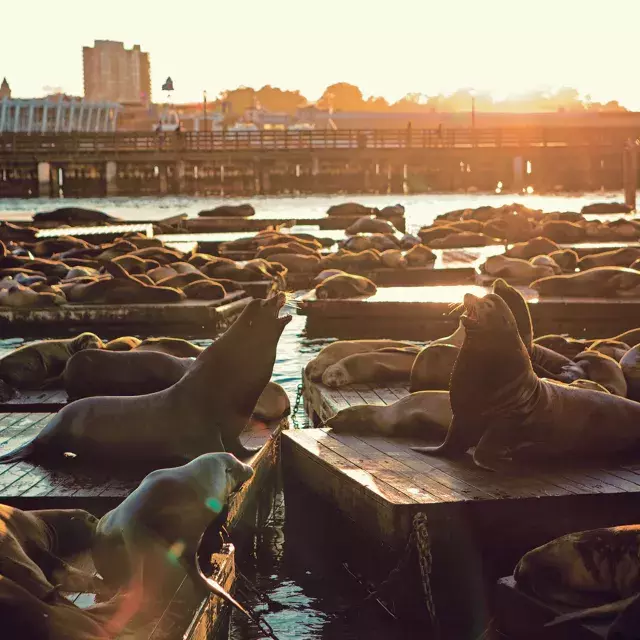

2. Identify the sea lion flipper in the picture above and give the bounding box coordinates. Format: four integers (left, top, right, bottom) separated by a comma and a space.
545, 595, 638, 628
411, 417, 478, 457
472, 425, 513, 471
223, 435, 261, 460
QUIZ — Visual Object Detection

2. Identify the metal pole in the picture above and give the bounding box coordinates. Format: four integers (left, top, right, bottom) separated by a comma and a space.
203, 90, 207, 133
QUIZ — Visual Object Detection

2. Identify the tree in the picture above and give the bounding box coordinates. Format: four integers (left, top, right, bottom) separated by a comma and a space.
256, 85, 307, 114
318, 83, 365, 111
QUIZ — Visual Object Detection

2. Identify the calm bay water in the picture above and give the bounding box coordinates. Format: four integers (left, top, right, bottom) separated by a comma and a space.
0, 191, 631, 638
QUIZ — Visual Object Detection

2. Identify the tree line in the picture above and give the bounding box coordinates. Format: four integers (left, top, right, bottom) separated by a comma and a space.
211, 83, 626, 116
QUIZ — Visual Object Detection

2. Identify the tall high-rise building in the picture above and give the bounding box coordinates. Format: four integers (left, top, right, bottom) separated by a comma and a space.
83, 41, 151, 105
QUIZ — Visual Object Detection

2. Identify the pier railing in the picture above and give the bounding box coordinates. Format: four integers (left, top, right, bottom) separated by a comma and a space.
0, 128, 638, 156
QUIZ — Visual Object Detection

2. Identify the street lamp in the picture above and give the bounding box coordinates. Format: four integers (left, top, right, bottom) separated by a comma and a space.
203, 90, 208, 133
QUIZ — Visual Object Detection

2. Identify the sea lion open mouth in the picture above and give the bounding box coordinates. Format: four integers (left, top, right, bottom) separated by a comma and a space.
461, 293, 479, 327
263, 292, 292, 325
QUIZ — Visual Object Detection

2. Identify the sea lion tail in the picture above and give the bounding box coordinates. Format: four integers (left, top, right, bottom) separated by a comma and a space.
0, 439, 38, 463
545, 596, 637, 628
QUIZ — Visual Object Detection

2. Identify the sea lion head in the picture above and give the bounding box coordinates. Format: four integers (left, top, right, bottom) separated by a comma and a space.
326, 405, 378, 434
461, 292, 518, 334
33, 508, 99, 556
239, 292, 292, 337
190, 453, 254, 514
71, 332, 104, 351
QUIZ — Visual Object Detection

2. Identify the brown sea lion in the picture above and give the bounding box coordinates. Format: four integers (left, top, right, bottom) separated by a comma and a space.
305, 339, 418, 381
531, 267, 640, 297
327, 390, 451, 437
112, 254, 160, 274
412, 292, 640, 470
321, 347, 419, 387
199, 203, 256, 217
92, 453, 253, 619
134, 336, 204, 358
0, 505, 100, 600
430, 231, 498, 248
538, 220, 586, 243
64, 349, 193, 399
0, 575, 127, 640
481, 254, 553, 282
621, 345, 640, 402
346, 216, 396, 235
568, 379, 610, 393
578, 247, 640, 270
0, 333, 103, 389
367, 234, 401, 252
410, 343, 460, 392
327, 202, 377, 217
155, 272, 207, 288
0, 284, 66, 307
529, 254, 562, 274
147, 265, 177, 282
104, 336, 142, 351
505, 236, 560, 260
587, 339, 631, 362
404, 244, 436, 266
256, 242, 318, 259
130, 246, 183, 264
515, 525, 640, 611
95, 240, 138, 261
533, 334, 592, 359
0, 294, 291, 465
31, 237, 94, 258
252, 381, 291, 422
319, 249, 381, 272
182, 279, 227, 300
613, 328, 640, 348
380, 249, 407, 269
548, 249, 578, 272
315, 273, 377, 299
572, 350, 628, 397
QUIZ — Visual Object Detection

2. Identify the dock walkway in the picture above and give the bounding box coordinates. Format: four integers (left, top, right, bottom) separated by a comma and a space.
284, 378, 640, 636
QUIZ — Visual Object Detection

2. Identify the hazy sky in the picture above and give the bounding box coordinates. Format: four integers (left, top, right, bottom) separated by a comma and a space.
3, 0, 640, 108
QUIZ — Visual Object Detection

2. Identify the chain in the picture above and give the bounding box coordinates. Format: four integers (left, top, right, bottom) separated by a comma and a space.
290, 383, 304, 429
346, 512, 439, 635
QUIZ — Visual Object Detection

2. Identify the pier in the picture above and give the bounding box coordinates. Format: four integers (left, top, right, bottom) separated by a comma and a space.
1, 127, 639, 196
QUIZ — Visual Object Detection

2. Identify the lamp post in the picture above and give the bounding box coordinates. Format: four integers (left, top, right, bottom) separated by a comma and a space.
203, 90, 207, 133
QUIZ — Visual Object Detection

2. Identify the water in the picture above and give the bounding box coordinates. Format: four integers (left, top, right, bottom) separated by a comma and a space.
0, 191, 631, 638
0, 191, 630, 234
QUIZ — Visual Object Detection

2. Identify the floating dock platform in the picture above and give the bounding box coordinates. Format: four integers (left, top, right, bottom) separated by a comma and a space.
282, 377, 640, 636
0, 292, 252, 338
297, 285, 640, 340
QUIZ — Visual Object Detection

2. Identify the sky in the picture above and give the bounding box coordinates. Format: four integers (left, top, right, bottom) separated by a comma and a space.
3, 0, 640, 109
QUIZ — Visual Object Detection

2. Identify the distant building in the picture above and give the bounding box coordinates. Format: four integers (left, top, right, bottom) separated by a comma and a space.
0, 78, 10, 99
83, 41, 151, 105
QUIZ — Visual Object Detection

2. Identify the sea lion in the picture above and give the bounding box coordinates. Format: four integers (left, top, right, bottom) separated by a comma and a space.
621, 345, 640, 402
400, 233, 421, 249
305, 339, 418, 381
31, 237, 93, 258
198, 203, 255, 217
327, 202, 377, 217
578, 247, 640, 270
182, 279, 227, 300
112, 254, 160, 274
412, 292, 640, 470
404, 244, 436, 267
0, 576, 127, 640
0, 505, 100, 599
134, 337, 204, 358
491, 278, 575, 378
380, 249, 407, 269
130, 246, 183, 264
548, 249, 578, 272
0, 333, 103, 390
104, 336, 142, 351
327, 390, 451, 437
481, 254, 553, 282
252, 381, 290, 422
430, 231, 497, 248
505, 237, 560, 260
410, 343, 460, 391
531, 267, 640, 298
613, 328, 640, 348
313, 269, 345, 285
572, 351, 628, 397
147, 265, 177, 283
538, 220, 586, 243
0, 221, 38, 243
0, 294, 291, 465
319, 249, 381, 272
92, 453, 253, 618
367, 234, 401, 252
568, 379, 610, 393
530, 254, 562, 274
533, 334, 592, 359
321, 347, 419, 388
256, 242, 318, 259
64, 350, 193, 399
0, 284, 66, 307
346, 216, 397, 235
515, 525, 640, 610
156, 272, 207, 288
587, 339, 631, 362
315, 273, 377, 299
33, 207, 119, 225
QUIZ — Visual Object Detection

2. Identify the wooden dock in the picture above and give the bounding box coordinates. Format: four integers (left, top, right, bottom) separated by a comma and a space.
297, 285, 640, 340
283, 378, 640, 636
0, 292, 251, 338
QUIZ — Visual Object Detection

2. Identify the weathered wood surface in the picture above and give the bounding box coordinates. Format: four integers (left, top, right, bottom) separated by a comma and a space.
285, 378, 640, 637
0, 291, 251, 338
34, 224, 154, 241
0, 412, 285, 512
494, 577, 607, 640
298, 285, 640, 339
